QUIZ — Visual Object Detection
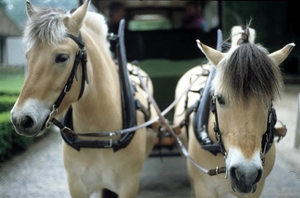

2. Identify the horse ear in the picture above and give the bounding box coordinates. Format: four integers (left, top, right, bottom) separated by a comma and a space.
64, 0, 90, 35
269, 43, 295, 65
196, 40, 225, 66
26, 0, 36, 19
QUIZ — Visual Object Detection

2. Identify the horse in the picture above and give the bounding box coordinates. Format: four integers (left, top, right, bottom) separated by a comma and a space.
10, 0, 159, 197
173, 25, 295, 197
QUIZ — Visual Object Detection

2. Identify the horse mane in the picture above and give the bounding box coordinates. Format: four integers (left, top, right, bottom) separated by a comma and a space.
215, 25, 283, 103
23, 5, 109, 51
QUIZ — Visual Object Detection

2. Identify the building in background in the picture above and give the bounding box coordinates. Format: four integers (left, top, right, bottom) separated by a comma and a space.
0, 3, 22, 67
0, 0, 97, 68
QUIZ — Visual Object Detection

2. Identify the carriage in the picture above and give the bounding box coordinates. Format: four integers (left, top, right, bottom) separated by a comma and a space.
10, 0, 293, 197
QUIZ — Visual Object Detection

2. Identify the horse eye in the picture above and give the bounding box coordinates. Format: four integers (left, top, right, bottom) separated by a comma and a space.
55, 54, 69, 63
216, 95, 226, 105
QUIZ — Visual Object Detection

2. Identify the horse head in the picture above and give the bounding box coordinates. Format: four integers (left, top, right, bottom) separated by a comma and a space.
10, 0, 92, 137
197, 26, 294, 194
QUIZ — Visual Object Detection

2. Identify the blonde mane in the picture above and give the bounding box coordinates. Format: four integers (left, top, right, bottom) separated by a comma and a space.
83, 12, 110, 55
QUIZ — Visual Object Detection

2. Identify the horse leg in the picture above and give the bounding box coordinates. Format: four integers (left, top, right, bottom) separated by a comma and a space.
117, 179, 139, 198
192, 179, 217, 198
188, 163, 218, 198
67, 179, 90, 198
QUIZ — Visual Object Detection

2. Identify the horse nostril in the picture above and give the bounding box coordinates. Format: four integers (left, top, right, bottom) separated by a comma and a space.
230, 166, 262, 185
253, 169, 262, 185
21, 116, 34, 129
230, 167, 238, 180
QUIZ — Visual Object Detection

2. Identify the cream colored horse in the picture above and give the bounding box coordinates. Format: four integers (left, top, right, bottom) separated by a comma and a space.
10, 0, 157, 197
173, 26, 295, 197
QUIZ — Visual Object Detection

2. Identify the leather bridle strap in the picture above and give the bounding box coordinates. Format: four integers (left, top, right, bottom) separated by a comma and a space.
45, 32, 88, 128
66, 33, 85, 48
136, 66, 226, 176
211, 96, 227, 156
53, 32, 88, 109
53, 55, 78, 109
261, 107, 275, 164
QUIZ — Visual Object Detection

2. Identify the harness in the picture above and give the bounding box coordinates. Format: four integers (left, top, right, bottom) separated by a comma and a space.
46, 19, 151, 152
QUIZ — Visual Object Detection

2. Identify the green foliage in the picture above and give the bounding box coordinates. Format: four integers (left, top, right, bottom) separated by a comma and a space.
0, 72, 35, 161
0, 73, 24, 93
0, 112, 13, 161
11, 127, 33, 151
0, 91, 20, 97
0, 95, 18, 113
0, 111, 33, 162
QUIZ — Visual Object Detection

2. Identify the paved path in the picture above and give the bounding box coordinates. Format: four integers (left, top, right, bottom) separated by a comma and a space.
1, 84, 300, 198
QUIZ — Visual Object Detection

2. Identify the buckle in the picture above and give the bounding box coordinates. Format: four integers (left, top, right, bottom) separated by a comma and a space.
61, 126, 77, 137
104, 139, 113, 148
45, 105, 58, 128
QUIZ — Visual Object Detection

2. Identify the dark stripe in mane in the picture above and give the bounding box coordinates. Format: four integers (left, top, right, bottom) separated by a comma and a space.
237, 25, 249, 45
223, 43, 283, 102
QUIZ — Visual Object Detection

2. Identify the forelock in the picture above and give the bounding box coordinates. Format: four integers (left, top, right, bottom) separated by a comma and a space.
212, 43, 282, 103
23, 6, 69, 49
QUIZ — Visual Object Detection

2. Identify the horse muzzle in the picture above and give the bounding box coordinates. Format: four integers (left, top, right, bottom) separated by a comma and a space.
229, 165, 262, 194
226, 148, 263, 194
10, 99, 50, 137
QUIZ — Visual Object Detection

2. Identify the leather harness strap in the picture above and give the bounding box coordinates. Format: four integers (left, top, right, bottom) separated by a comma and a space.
113, 19, 137, 152
53, 33, 88, 109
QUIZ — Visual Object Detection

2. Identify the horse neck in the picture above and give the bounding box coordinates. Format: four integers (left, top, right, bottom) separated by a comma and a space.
71, 29, 123, 132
